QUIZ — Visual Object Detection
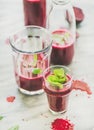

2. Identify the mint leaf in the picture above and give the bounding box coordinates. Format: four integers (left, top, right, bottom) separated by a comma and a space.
50, 81, 63, 89
58, 76, 67, 83
0, 116, 4, 120
8, 125, 19, 130
47, 75, 63, 89
32, 68, 42, 75
47, 75, 59, 82
53, 68, 65, 78
32, 54, 37, 66
47, 68, 67, 89
53, 32, 71, 45
64, 32, 70, 38
53, 34, 65, 45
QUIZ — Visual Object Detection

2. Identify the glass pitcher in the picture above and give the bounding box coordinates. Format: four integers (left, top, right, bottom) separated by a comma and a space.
9, 26, 52, 95
47, 0, 76, 65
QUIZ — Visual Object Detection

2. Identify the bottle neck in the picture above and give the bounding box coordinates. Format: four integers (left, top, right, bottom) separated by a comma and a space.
52, 0, 70, 5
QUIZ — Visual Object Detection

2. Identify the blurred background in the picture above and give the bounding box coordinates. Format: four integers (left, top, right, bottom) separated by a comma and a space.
0, 0, 94, 40
0, 0, 24, 39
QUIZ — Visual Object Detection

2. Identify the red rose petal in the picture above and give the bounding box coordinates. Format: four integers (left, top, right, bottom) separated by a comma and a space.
6, 96, 16, 102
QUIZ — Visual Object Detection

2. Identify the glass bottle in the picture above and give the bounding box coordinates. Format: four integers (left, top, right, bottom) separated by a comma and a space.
48, 0, 76, 65
48, 0, 76, 39
23, 0, 46, 27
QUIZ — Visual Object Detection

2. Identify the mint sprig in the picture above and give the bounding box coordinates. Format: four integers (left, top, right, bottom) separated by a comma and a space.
32, 54, 37, 66
53, 68, 65, 78
8, 125, 19, 130
47, 68, 67, 89
32, 68, 42, 75
47, 75, 63, 89
0, 116, 4, 120
53, 34, 65, 45
53, 32, 70, 45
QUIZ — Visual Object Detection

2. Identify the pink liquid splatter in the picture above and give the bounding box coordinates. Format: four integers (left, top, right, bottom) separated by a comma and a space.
72, 80, 92, 95
6, 96, 16, 102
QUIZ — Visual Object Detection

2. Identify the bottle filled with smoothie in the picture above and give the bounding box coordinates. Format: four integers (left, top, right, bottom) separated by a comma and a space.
23, 0, 46, 27
47, 0, 76, 65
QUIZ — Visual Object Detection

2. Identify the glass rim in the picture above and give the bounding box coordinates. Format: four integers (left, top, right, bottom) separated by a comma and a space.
9, 25, 52, 54
52, 0, 70, 5
52, 29, 74, 47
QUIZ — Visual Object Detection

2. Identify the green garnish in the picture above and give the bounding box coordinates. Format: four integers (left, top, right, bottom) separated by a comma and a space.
32, 68, 42, 75
47, 68, 67, 89
53, 34, 65, 44
47, 75, 63, 89
0, 116, 4, 120
64, 32, 70, 38
8, 125, 19, 130
53, 68, 65, 78
32, 54, 37, 66
47, 75, 58, 82
53, 32, 70, 45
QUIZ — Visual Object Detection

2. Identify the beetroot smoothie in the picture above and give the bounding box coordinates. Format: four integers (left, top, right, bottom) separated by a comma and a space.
10, 26, 52, 95
23, 0, 46, 27
18, 75, 43, 92
43, 65, 72, 114
45, 75, 72, 113
16, 53, 49, 95
50, 29, 74, 65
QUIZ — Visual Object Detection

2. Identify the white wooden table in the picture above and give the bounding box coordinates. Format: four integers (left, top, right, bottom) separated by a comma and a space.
0, 0, 94, 130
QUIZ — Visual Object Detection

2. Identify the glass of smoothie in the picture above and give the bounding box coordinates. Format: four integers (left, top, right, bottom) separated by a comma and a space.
43, 65, 73, 114
23, 0, 46, 27
9, 26, 52, 95
50, 29, 74, 65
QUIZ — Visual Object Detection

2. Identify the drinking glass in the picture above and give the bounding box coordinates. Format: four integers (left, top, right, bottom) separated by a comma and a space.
9, 26, 52, 95
43, 65, 73, 114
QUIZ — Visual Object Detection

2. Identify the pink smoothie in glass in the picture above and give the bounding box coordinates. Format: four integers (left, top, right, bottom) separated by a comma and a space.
15, 53, 49, 94
44, 66, 72, 113
50, 29, 74, 65
18, 75, 43, 91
